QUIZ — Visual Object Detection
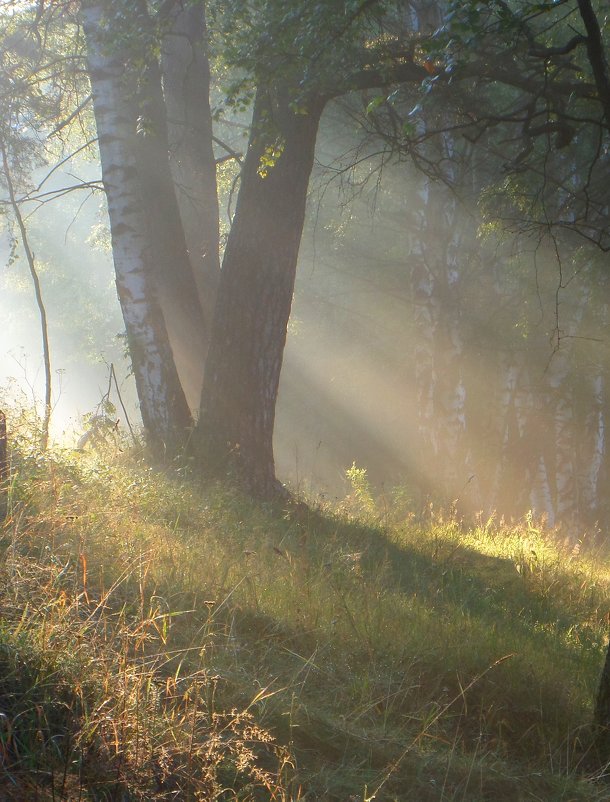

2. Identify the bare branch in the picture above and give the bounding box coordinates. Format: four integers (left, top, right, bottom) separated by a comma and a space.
47, 93, 92, 136
212, 135, 243, 164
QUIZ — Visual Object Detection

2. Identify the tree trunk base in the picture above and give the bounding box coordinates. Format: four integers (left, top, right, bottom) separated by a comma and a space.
192, 427, 287, 502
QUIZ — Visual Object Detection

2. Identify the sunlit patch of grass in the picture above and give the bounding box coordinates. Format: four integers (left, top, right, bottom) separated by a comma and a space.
0, 441, 608, 799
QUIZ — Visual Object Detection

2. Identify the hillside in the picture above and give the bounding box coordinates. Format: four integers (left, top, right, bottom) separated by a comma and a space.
0, 439, 609, 800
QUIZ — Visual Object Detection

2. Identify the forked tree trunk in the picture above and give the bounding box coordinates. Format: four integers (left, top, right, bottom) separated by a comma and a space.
195, 87, 325, 496
83, 0, 192, 455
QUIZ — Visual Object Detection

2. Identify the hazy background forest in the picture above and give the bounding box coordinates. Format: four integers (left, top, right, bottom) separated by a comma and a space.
2, 68, 609, 529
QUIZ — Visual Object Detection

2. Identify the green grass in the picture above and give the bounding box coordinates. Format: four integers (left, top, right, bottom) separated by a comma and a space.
0, 436, 609, 800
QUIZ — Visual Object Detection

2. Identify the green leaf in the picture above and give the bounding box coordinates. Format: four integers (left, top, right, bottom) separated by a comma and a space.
366, 95, 385, 115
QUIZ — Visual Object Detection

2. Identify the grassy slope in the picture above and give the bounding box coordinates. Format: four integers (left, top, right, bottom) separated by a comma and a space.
0, 444, 609, 800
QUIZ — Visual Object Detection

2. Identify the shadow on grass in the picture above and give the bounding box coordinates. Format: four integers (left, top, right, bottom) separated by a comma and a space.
287, 503, 601, 651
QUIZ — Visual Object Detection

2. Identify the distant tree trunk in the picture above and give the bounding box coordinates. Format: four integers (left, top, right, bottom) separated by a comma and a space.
409, 134, 478, 511
83, 0, 192, 455
529, 452, 555, 526
410, 173, 438, 497
0, 411, 7, 520
513, 372, 556, 525
194, 87, 325, 496
487, 357, 520, 514
573, 288, 606, 524
581, 369, 605, 520
549, 355, 576, 525
547, 284, 589, 528
161, 0, 220, 334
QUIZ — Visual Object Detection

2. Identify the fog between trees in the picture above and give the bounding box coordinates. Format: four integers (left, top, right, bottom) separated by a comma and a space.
1, 0, 609, 531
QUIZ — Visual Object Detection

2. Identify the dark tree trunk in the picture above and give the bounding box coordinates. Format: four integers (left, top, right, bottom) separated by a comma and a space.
576, 0, 610, 133
594, 636, 610, 759
195, 87, 325, 496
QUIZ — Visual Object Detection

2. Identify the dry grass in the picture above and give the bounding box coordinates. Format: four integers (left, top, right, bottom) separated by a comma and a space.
0, 429, 608, 800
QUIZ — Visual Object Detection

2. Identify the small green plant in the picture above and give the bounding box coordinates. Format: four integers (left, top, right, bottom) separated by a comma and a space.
342, 461, 377, 520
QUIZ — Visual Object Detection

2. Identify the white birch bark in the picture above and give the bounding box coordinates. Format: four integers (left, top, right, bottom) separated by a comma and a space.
82, 0, 191, 452
530, 453, 555, 526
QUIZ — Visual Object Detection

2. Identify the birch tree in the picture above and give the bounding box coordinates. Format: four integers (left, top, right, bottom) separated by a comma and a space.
82, 0, 192, 454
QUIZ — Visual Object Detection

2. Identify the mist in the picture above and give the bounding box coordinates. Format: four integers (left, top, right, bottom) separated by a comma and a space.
0, 159, 138, 444
275, 105, 609, 529
1, 101, 608, 532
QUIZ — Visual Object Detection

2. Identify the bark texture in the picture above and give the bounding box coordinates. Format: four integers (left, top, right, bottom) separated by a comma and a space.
195, 87, 325, 496
83, 0, 192, 455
